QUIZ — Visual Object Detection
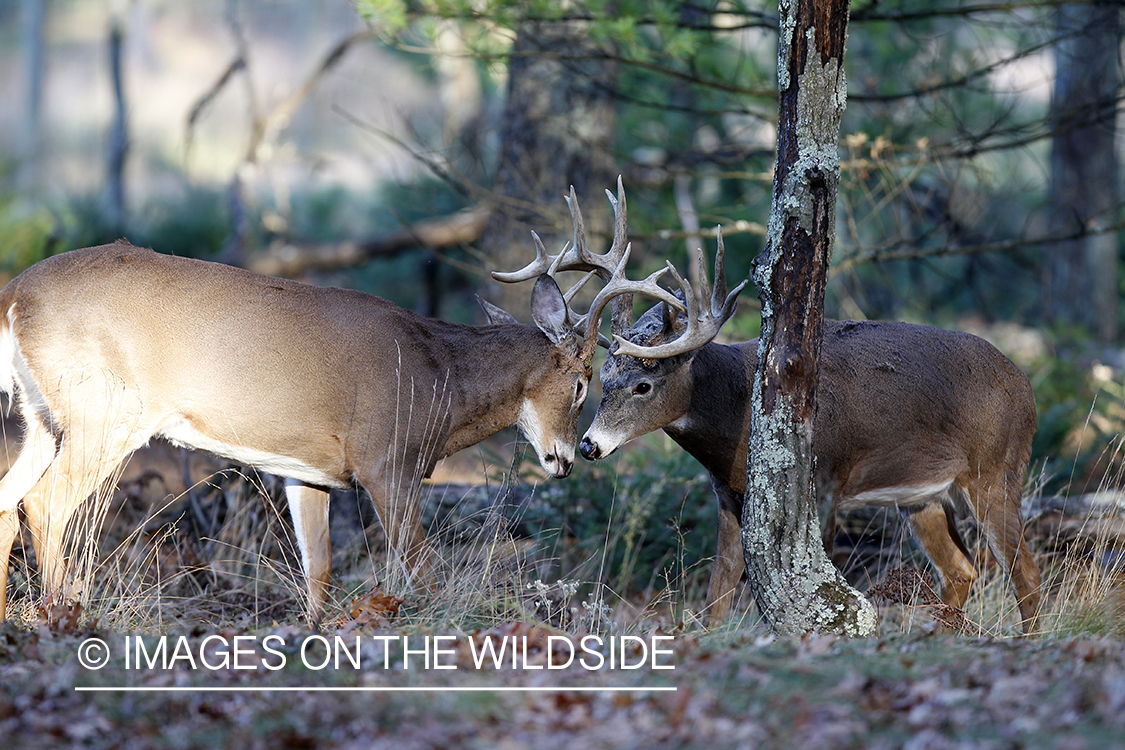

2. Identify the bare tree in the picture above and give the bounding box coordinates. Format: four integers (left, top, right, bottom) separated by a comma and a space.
19, 0, 47, 192
106, 12, 129, 236
480, 21, 618, 314
1043, 2, 1121, 342
742, 0, 876, 636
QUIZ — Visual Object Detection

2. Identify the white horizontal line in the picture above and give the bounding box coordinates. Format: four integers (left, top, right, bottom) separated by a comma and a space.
75, 685, 677, 693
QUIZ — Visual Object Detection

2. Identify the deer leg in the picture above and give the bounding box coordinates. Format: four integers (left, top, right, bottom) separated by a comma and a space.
966, 473, 1042, 634
0, 416, 58, 514
284, 480, 331, 625
22, 421, 140, 607
818, 489, 838, 557
902, 502, 977, 611
363, 478, 430, 589
0, 417, 59, 620
704, 480, 744, 626
23, 468, 115, 605
0, 510, 20, 620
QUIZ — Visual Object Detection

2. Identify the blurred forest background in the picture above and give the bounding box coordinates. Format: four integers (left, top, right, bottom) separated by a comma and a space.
1, 1, 1125, 520
6, 10, 1125, 741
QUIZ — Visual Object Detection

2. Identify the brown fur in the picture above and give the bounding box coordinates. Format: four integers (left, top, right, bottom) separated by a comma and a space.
583, 315, 1042, 633
0, 242, 594, 622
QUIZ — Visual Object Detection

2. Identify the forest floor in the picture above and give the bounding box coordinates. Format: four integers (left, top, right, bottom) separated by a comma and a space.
3, 616, 1125, 749
1, 430, 1124, 749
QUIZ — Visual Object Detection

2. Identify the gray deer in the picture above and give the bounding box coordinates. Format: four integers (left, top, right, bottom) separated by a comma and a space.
579, 234, 1042, 633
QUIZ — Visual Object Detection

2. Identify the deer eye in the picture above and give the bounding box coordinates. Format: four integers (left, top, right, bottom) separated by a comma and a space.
633, 382, 652, 396
575, 380, 585, 402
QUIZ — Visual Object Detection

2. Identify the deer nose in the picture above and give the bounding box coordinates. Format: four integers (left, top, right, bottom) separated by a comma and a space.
544, 452, 573, 478
579, 436, 601, 461
557, 456, 573, 477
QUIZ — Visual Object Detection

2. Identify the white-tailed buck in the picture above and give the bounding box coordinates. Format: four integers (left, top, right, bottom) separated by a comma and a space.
580, 234, 1042, 633
0, 180, 668, 623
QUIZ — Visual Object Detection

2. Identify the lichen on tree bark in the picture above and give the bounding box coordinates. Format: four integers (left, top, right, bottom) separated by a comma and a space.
742, 0, 876, 637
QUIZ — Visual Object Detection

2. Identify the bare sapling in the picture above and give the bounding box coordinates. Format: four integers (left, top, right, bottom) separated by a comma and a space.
0, 179, 659, 624
580, 233, 1042, 634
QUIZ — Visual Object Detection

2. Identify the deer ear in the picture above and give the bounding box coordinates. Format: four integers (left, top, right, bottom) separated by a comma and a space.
661, 298, 687, 337
530, 274, 570, 345
476, 295, 519, 326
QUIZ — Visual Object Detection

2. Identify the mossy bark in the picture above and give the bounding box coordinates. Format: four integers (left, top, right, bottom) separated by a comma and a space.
742, 0, 876, 637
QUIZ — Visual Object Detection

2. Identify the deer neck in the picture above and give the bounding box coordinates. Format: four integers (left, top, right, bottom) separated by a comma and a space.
663, 342, 752, 488
434, 322, 551, 459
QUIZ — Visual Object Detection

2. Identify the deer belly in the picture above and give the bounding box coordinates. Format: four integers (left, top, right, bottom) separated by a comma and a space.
837, 479, 956, 511
157, 415, 347, 490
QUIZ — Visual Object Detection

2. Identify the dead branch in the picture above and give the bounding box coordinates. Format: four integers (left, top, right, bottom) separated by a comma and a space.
832, 217, 1125, 275
1024, 492, 1125, 554
245, 205, 491, 277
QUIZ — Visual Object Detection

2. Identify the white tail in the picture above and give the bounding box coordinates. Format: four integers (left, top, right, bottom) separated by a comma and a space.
0, 184, 659, 622
580, 244, 1042, 634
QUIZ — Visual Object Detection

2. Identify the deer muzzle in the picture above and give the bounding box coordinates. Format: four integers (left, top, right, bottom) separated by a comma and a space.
542, 450, 574, 478
579, 435, 603, 461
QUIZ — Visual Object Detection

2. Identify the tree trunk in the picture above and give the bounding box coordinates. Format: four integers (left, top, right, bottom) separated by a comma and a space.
742, 0, 876, 636
19, 0, 46, 192
1043, 3, 1120, 343
481, 21, 617, 314
106, 14, 129, 236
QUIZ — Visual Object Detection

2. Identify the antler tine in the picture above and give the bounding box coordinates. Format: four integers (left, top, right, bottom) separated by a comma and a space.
491, 231, 559, 283
604, 175, 630, 272
712, 226, 727, 306
712, 228, 748, 323
558, 185, 589, 272
551, 178, 631, 282
577, 243, 687, 358
611, 228, 748, 360
604, 176, 634, 335
696, 235, 712, 309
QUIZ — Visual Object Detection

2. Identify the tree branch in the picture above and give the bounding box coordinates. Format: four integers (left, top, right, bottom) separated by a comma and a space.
245, 205, 490, 277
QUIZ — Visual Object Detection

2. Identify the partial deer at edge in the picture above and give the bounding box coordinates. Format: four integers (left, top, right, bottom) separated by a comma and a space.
579, 233, 1042, 634
0, 180, 667, 624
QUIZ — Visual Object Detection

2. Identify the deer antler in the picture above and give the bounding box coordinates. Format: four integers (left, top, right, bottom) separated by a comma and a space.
490, 177, 631, 285
610, 227, 748, 360
574, 242, 687, 359
490, 181, 745, 360
491, 177, 635, 353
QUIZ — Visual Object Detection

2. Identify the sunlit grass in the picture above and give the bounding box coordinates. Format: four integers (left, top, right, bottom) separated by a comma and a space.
1, 413, 1123, 643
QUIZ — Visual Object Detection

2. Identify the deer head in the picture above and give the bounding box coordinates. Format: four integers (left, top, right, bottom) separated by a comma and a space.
580, 228, 747, 461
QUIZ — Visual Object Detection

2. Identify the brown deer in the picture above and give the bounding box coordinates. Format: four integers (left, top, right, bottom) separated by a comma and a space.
0, 181, 676, 623
579, 234, 1042, 633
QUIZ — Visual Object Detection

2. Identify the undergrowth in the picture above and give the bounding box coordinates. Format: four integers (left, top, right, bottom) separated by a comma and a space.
1, 426, 1124, 641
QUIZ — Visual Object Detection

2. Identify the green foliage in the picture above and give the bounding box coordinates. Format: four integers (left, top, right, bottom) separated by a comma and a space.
358, 0, 716, 66
355, 0, 410, 33
0, 198, 56, 277
0, 183, 235, 279
522, 436, 718, 611
1029, 348, 1125, 496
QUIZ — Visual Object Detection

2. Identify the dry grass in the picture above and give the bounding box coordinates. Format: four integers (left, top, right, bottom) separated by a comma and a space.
0, 424, 1123, 641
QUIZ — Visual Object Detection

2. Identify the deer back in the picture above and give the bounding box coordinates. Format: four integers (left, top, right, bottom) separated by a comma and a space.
588, 313, 1036, 504
1, 243, 586, 486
